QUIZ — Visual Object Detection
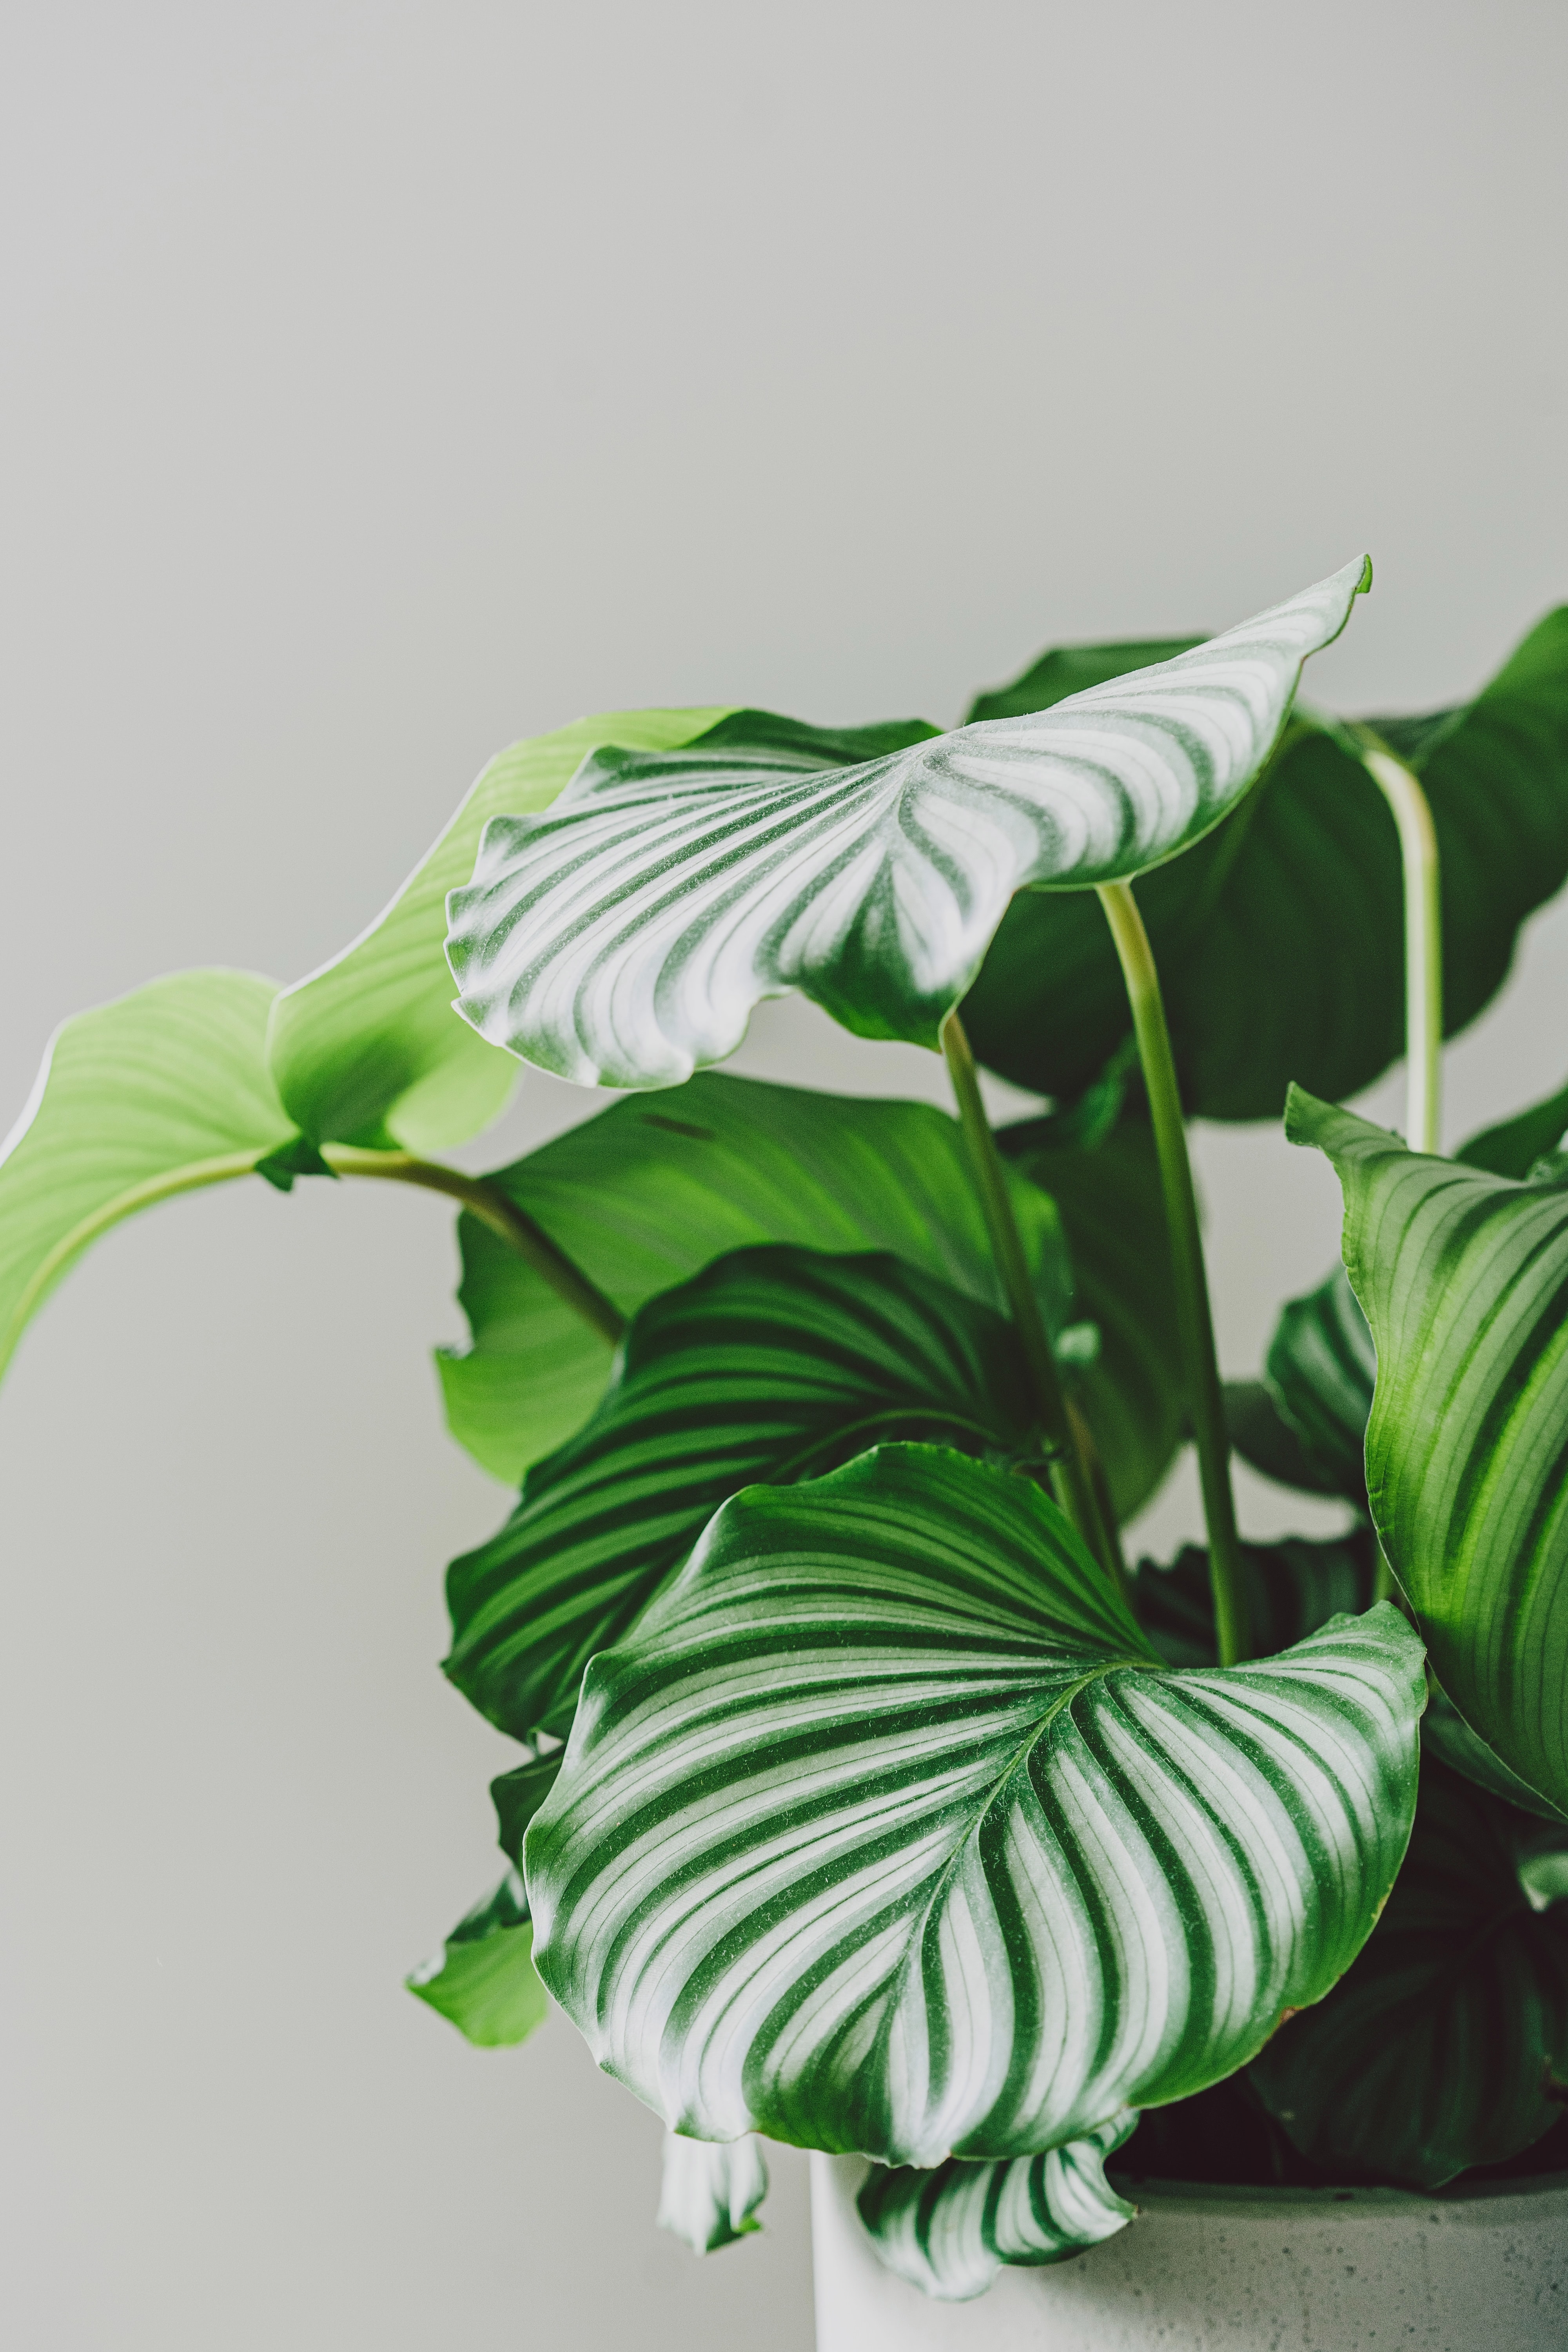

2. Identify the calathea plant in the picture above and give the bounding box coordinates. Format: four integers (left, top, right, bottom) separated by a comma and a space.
4, 558, 1568, 2305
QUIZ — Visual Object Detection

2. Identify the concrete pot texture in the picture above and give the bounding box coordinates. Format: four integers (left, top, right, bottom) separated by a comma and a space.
812, 2152, 1568, 2351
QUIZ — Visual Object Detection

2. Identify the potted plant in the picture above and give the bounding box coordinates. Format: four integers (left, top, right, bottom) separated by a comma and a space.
4, 559, 1566, 2348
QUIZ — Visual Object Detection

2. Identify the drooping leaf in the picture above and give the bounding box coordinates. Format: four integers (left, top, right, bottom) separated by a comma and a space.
656, 2134, 769, 2253
437, 1073, 1071, 1485
1457, 1073, 1568, 1180
856, 2111, 1138, 2302
998, 1112, 1183, 1520
1289, 1090, 1568, 1814
1132, 1532, 1377, 1670
1250, 1761, 1568, 2187
965, 606, 1568, 1120
526, 1444, 1424, 2167
0, 971, 299, 1382
1227, 1265, 1374, 1510
965, 640, 1204, 725
446, 1249, 1034, 1742
405, 1869, 548, 2049
266, 708, 732, 1152
490, 1749, 564, 1867
446, 564, 1369, 1089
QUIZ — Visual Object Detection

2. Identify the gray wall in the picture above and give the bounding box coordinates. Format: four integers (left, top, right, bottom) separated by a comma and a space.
1, 4, 1564, 2345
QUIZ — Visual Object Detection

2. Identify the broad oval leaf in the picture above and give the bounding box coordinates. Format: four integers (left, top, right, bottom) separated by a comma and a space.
1250, 1762, 1568, 2187
964, 605, 1568, 1119
445, 1248, 1034, 1742
445, 563, 1368, 1087
526, 1445, 1423, 2167
0, 971, 298, 1383
657, 2133, 769, 2253
406, 1869, 549, 2049
267, 708, 732, 1152
856, 2111, 1138, 2302
1289, 1089, 1568, 1813
437, 1071, 1071, 1486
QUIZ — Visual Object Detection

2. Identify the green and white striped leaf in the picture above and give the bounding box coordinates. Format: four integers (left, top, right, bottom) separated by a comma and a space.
406, 1869, 549, 2049
657, 2134, 769, 2253
1250, 1761, 1568, 2187
446, 563, 1368, 1087
445, 1248, 1033, 1742
1290, 1089, 1568, 1813
857, 2112, 1138, 2301
526, 1445, 1424, 2166
438, 1071, 1070, 1486
0, 971, 299, 1383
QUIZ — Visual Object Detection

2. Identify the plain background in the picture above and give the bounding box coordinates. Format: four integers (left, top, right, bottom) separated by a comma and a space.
1, 4, 1566, 2346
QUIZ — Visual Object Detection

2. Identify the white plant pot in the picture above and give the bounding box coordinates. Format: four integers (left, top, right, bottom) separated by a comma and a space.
811, 2151, 1568, 2350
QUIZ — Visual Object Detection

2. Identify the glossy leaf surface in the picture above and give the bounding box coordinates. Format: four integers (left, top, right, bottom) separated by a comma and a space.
267, 708, 730, 1151
446, 1249, 1033, 1741
0, 971, 298, 1381
1291, 1091, 1568, 1812
446, 564, 1368, 1086
857, 2111, 1137, 2302
406, 1870, 548, 2049
1251, 1763, 1568, 2187
438, 1073, 1071, 1485
965, 606, 1568, 1118
657, 2134, 769, 2253
528, 1446, 1424, 2166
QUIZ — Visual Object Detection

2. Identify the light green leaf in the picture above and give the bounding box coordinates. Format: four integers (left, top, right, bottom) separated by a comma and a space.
266, 709, 732, 1152
1457, 1073, 1568, 1180
856, 2112, 1138, 2301
438, 1072, 1071, 1485
446, 563, 1368, 1088
1289, 1089, 1568, 1813
657, 2134, 769, 2253
406, 1869, 548, 2049
446, 1248, 1034, 1742
965, 606, 1568, 1120
0, 971, 298, 1381
526, 1445, 1424, 2166
1250, 1761, 1568, 2187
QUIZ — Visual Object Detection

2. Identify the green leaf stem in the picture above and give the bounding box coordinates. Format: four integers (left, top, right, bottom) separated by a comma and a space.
1290, 1090, 1568, 1812
267, 708, 731, 1152
526, 1445, 1424, 2165
0, 971, 299, 1381
437, 1073, 1072, 1485
657, 2134, 769, 2253
446, 1249, 1034, 1741
405, 1870, 548, 2049
1250, 1762, 1568, 2187
446, 564, 1368, 1087
857, 2111, 1138, 2302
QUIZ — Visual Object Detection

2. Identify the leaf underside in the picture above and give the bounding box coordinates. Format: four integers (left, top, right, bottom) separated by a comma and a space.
526, 1445, 1424, 2168
406, 1870, 549, 2049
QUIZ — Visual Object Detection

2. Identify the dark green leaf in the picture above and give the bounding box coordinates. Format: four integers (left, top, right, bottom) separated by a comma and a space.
446, 1248, 1034, 1741
964, 639, 1203, 725
253, 1133, 339, 1192
1457, 1074, 1568, 1180
965, 607, 1568, 1120
1132, 1532, 1377, 1670
1423, 1686, 1568, 1826
657, 2134, 769, 2252
1223, 1381, 1341, 1499
438, 1073, 1072, 1485
406, 1869, 548, 2049
1289, 1090, 1568, 1813
491, 1749, 564, 1867
527, 1444, 1424, 2164
857, 2112, 1138, 2301
1250, 1762, 1568, 2187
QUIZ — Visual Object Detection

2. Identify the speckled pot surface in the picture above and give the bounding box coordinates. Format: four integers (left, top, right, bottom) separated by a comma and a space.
811, 2151, 1568, 2350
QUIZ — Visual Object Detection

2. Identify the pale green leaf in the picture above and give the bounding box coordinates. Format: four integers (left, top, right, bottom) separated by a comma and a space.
446, 563, 1369, 1088
266, 708, 731, 1151
1250, 1761, 1568, 2187
0, 971, 298, 1380
1289, 1089, 1568, 1813
656, 2134, 769, 2253
406, 1869, 548, 2049
526, 1445, 1424, 2166
445, 1248, 1034, 1742
437, 1073, 1071, 1485
856, 2112, 1138, 2301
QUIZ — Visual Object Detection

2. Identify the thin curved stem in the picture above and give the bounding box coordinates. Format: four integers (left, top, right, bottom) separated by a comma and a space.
1351, 729, 1443, 1155
1096, 882, 1249, 1665
940, 1012, 1116, 1583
